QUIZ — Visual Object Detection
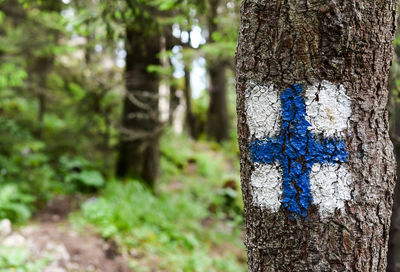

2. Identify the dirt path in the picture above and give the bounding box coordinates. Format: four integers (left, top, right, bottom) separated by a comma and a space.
0, 197, 133, 272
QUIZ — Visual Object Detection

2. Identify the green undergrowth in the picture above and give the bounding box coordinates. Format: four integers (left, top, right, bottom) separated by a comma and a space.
0, 246, 49, 272
0, 117, 108, 223
71, 130, 246, 271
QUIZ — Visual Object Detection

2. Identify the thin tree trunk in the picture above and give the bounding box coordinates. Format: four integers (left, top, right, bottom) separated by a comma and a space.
35, 1, 61, 138
4, 0, 61, 139
236, 1, 398, 271
36, 56, 53, 138
183, 30, 200, 138
207, 63, 229, 142
165, 25, 181, 127
206, 0, 230, 142
184, 64, 199, 138
168, 65, 179, 126
159, 35, 170, 123
116, 26, 161, 187
37, 92, 46, 138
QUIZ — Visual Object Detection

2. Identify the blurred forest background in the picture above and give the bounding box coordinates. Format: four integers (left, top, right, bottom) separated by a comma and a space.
1, 0, 400, 271
0, 0, 245, 271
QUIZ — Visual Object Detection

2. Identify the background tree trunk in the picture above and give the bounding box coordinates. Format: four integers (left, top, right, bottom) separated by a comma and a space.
116, 26, 161, 187
206, 0, 230, 142
388, 99, 400, 271
387, 29, 400, 271
35, 56, 54, 138
34, 1, 61, 138
207, 63, 229, 142
24, 0, 61, 138
184, 64, 199, 138
236, 1, 398, 271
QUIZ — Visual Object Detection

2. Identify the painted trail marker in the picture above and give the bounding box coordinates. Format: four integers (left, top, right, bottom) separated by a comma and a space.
246, 81, 353, 219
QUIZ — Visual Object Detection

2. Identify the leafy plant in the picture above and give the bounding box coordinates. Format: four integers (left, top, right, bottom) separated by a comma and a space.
71, 131, 246, 271
0, 184, 35, 223
0, 246, 49, 271
59, 155, 105, 191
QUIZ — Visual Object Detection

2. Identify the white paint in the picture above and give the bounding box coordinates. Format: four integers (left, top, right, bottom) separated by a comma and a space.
305, 80, 352, 138
251, 163, 283, 212
245, 82, 281, 139
310, 163, 353, 218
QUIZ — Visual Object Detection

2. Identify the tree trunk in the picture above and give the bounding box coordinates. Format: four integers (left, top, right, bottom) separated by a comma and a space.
116, 26, 161, 187
184, 64, 200, 138
35, 1, 61, 138
207, 63, 230, 142
387, 18, 400, 271
206, 0, 230, 142
387, 49, 400, 271
236, 1, 398, 271
35, 56, 54, 138
388, 103, 400, 272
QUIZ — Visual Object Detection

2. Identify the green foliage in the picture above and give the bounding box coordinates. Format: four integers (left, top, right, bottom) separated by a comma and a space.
80, 180, 208, 240
0, 184, 35, 223
71, 131, 245, 271
0, 63, 27, 89
59, 155, 106, 192
65, 169, 105, 189
0, 0, 245, 268
0, 246, 49, 271
147, 64, 174, 77
0, 117, 54, 222
75, 170, 105, 187
0, 0, 123, 223
75, 178, 245, 271
160, 129, 243, 212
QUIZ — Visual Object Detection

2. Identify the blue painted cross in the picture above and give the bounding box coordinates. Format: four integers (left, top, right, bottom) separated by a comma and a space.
249, 84, 349, 218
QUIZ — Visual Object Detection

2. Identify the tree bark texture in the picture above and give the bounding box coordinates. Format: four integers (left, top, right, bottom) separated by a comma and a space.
236, 1, 399, 271
116, 26, 161, 186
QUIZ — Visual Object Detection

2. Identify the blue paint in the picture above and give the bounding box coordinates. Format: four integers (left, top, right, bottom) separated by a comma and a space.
249, 84, 348, 218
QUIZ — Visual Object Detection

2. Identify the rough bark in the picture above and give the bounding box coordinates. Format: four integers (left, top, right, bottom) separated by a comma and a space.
116, 26, 161, 186
236, 1, 399, 271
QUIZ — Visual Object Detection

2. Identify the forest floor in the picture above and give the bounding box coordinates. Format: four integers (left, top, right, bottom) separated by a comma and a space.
0, 134, 246, 272
0, 196, 133, 272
